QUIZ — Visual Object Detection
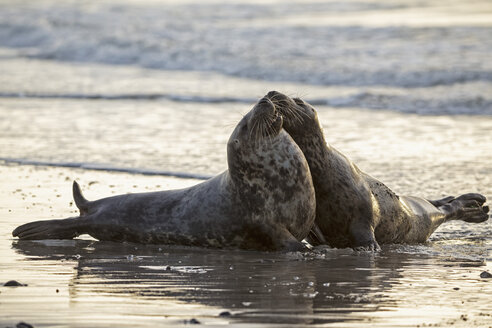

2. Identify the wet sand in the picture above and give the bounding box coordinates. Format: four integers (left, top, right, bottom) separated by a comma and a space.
1, 162, 491, 327
1, 0, 491, 326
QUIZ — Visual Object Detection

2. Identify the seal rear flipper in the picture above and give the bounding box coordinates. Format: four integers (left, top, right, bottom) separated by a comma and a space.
12, 217, 84, 240
428, 196, 455, 207
441, 193, 489, 223
73, 181, 90, 215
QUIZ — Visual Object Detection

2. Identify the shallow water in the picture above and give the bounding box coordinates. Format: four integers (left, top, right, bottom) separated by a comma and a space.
3, 240, 491, 327
1, 0, 492, 326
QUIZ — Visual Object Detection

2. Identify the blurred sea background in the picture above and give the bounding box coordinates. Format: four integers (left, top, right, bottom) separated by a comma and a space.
0, 0, 491, 174
0, 0, 491, 327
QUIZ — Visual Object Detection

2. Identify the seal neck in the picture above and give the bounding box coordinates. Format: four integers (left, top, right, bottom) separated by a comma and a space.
294, 130, 331, 173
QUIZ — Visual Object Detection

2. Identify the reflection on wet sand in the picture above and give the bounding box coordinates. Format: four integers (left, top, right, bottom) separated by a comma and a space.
12, 239, 407, 326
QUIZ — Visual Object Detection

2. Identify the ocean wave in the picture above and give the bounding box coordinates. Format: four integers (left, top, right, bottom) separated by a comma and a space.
1, 1, 491, 88
0, 91, 254, 103
315, 92, 492, 115
1, 91, 489, 115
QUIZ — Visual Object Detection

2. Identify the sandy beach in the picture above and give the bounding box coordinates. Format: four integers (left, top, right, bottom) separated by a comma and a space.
1, 0, 491, 326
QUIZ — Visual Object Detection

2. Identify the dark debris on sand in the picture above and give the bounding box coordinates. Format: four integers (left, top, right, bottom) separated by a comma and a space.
479, 271, 492, 278
3, 280, 27, 287
16, 322, 34, 328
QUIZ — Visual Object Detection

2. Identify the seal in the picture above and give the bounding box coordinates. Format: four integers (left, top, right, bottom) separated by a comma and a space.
12, 96, 316, 252
267, 91, 489, 250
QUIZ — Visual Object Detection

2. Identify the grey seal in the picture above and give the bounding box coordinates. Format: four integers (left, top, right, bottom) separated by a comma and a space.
12, 96, 316, 252
268, 91, 489, 250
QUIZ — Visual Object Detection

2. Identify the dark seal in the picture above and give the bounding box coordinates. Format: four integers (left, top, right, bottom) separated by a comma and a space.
13, 96, 316, 252
268, 91, 489, 250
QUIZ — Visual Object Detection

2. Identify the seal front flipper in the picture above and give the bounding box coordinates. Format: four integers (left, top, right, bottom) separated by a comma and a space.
349, 221, 381, 252
305, 223, 327, 247
12, 217, 86, 240
280, 239, 308, 253
275, 227, 309, 252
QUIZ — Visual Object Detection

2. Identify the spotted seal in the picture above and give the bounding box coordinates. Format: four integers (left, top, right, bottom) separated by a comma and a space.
13, 96, 316, 252
268, 91, 489, 250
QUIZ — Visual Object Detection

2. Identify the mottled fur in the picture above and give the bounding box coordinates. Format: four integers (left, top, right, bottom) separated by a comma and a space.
268, 91, 489, 250
13, 97, 316, 252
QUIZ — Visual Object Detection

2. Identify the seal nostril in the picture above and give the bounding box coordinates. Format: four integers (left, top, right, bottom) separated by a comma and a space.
258, 98, 270, 105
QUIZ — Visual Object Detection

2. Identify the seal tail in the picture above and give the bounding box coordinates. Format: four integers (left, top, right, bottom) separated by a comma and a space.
73, 181, 90, 216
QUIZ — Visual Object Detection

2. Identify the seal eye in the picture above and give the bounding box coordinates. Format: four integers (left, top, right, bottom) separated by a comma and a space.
234, 139, 240, 146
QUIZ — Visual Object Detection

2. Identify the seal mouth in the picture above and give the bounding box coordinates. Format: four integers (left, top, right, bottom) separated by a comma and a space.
271, 111, 283, 131
266, 91, 307, 125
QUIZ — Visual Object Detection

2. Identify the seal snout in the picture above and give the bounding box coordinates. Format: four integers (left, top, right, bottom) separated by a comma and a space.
254, 96, 276, 117
265, 91, 293, 115
264, 91, 306, 129
258, 97, 272, 105
246, 96, 283, 140
256, 96, 275, 113
266, 90, 283, 100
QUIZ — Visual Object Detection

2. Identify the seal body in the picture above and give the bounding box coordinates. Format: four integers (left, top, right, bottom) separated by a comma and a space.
268, 91, 489, 250
13, 97, 316, 252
